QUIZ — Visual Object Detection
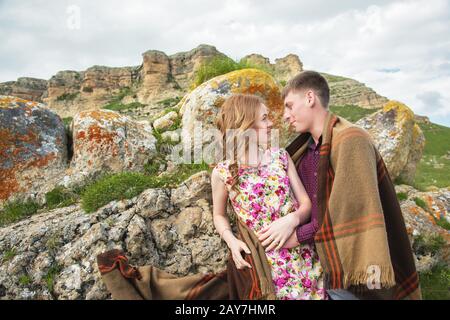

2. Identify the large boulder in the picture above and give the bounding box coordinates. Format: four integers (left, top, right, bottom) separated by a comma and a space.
0, 96, 68, 208
64, 109, 157, 186
179, 68, 291, 163
356, 101, 425, 183
0, 172, 228, 299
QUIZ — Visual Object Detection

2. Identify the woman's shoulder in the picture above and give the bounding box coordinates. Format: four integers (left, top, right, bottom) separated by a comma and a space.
268, 146, 288, 157
268, 146, 289, 166
212, 160, 231, 178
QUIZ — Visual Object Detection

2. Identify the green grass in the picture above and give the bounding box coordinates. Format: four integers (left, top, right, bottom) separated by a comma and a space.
413, 234, 446, 256
2, 248, 17, 262
81, 164, 211, 214
56, 92, 78, 101
45, 264, 62, 293
62, 117, 73, 127
19, 274, 31, 286
414, 155, 450, 190
0, 199, 42, 227
414, 197, 428, 210
157, 97, 181, 108
414, 122, 450, 190
419, 264, 450, 300
102, 87, 143, 112
192, 56, 274, 88
103, 101, 144, 112
419, 122, 450, 156
330, 105, 381, 123
45, 186, 77, 210
436, 217, 450, 231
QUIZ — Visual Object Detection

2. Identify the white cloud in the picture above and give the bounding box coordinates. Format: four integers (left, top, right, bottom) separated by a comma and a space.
0, 0, 449, 125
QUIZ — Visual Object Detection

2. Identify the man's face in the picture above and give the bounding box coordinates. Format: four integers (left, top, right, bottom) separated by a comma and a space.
283, 90, 313, 133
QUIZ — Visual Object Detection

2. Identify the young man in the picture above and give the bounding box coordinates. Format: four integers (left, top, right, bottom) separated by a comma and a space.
257, 71, 421, 300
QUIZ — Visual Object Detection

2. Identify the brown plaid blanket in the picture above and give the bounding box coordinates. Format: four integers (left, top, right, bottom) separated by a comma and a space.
286, 112, 421, 300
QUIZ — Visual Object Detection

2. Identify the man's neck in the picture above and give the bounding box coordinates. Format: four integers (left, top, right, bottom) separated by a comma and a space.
309, 109, 329, 145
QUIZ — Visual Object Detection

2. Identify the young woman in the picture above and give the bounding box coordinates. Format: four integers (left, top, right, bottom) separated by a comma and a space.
211, 93, 327, 300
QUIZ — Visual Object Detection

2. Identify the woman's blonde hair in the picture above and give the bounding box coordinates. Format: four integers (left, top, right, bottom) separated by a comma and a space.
215, 93, 265, 193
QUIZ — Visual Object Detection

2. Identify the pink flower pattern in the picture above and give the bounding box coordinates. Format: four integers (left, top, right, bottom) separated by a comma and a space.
214, 147, 327, 300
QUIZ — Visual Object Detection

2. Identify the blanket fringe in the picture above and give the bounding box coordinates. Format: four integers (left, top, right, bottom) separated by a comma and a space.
340, 265, 396, 290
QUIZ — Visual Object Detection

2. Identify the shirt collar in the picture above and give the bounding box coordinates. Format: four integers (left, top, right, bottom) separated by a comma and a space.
307, 135, 322, 151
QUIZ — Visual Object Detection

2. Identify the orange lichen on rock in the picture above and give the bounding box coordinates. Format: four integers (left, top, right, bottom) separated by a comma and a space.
0, 167, 20, 200
78, 109, 122, 122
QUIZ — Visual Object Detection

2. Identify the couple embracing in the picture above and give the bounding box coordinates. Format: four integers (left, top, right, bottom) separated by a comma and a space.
97, 71, 421, 300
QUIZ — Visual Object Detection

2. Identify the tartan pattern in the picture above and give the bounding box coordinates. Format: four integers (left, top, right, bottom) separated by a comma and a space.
286, 112, 421, 299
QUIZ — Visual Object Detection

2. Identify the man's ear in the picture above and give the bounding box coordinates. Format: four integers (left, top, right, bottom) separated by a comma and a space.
306, 90, 315, 107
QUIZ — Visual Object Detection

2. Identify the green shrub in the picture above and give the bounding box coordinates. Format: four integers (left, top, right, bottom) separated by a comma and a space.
192, 56, 274, 88
56, 92, 78, 101
396, 192, 408, 201
0, 199, 41, 227
82, 86, 93, 93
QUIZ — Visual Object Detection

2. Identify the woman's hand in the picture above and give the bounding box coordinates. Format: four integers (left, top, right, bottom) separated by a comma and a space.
257, 213, 300, 252
282, 230, 300, 249
227, 236, 252, 270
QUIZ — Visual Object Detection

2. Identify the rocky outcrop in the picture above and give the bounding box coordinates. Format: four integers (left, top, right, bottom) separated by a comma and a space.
136, 45, 224, 103
0, 96, 68, 209
63, 109, 157, 187
322, 73, 389, 109
0, 172, 229, 300
356, 101, 425, 184
179, 68, 293, 162
0, 170, 448, 299
242, 53, 303, 83
43, 67, 141, 118
0, 78, 47, 102
395, 185, 450, 272
0, 96, 160, 206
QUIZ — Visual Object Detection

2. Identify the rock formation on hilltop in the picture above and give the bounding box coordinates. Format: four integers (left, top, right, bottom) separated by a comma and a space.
322, 73, 389, 109
0, 78, 47, 102
1, 44, 390, 119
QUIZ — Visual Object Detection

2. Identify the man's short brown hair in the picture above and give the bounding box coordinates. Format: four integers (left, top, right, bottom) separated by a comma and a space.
281, 70, 330, 108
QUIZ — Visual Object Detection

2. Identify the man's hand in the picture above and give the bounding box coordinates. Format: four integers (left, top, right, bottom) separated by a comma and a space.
257, 214, 300, 251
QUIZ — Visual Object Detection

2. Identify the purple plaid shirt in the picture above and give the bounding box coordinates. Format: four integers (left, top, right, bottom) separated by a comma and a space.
295, 135, 322, 244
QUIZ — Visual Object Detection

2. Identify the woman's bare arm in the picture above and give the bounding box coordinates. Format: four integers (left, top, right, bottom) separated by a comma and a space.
211, 169, 252, 269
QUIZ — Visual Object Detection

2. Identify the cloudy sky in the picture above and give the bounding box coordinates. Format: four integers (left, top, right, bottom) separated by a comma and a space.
1, 0, 449, 126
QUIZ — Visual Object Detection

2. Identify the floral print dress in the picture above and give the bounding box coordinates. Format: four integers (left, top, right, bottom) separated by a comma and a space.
214, 147, 327, 300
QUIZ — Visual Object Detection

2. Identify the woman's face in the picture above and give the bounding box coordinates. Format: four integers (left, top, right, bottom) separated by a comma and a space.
252, 103, 273, 146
